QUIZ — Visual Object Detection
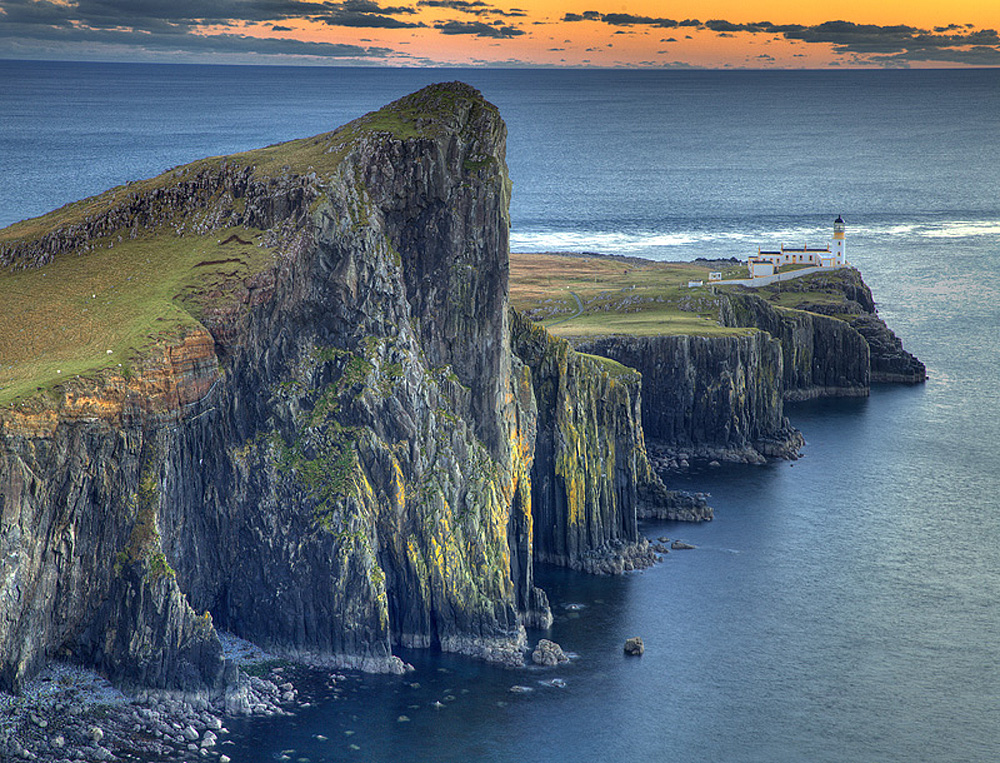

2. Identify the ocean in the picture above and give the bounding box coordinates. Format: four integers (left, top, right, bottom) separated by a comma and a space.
2, 61, 998, 762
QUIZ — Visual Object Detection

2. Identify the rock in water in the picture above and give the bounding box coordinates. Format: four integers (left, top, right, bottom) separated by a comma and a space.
624, 637, 644, 656
531, 639, 569, 666
671, 540, 696, 550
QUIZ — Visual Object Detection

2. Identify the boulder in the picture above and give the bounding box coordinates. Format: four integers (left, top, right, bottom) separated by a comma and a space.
623, 636, 644, 656
531, 639, 569, 666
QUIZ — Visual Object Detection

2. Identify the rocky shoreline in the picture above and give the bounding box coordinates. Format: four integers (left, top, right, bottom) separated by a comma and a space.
1, 626, 629, 763
0, 634, 311, 763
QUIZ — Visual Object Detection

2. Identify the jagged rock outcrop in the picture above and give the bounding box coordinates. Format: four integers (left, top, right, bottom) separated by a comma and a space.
719, 292, 871, 401
1, 83, 700, 698
741, 268, 925, 384
847, 314, 926, 383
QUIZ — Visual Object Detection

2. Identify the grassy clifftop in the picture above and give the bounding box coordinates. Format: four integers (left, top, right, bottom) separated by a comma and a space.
509, 251, 879, 341
0, 228, 275, 406
509, 252, 753, 338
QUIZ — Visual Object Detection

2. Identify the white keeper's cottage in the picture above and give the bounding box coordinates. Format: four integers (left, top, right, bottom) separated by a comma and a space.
748, 216, 847, 278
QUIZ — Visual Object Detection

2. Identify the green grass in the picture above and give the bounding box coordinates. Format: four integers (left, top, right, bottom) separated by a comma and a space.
509, 252, 750, 338
745, 269, 861, 313
759, 289, 847, 310
0, 227, 277, 406
577, 352, 641, 378
554, 310, 755, 338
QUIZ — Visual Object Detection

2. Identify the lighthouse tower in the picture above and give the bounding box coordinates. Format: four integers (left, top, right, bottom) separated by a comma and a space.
832, 215, 846, 265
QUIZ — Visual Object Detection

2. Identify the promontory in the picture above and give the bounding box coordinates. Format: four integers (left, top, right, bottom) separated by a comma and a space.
0, 82, 922, 710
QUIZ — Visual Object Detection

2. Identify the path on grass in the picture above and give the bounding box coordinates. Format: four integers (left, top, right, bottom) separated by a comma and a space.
545, 290, 584, 327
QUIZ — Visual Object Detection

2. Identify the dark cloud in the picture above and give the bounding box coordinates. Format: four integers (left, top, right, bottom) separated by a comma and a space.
0, 19, 393, 57
0, 0, 422, 34
434, 20, 523, 37
561, 10, 600, 22
782, 20, 1000, 57
870, 44, 1000, 65
705, 19, 741, 32
557, 8, 1000, 66
318, 0, 422, 28
563, 11, 678, 28
0, 0, 333, 32
417, 0, 523, 18
602, 13, 675, 27
0, 0, 410, 57
419, 0, 488, 12
776, 19, 1000, 64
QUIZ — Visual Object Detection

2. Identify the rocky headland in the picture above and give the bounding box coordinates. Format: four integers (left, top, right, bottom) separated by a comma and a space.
0, 83, 921, 761
511, 253, 924, 465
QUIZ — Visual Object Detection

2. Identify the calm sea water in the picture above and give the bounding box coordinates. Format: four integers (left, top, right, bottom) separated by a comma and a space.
2, 62, 999, 762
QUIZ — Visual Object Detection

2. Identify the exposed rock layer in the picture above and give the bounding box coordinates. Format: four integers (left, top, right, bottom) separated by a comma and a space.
510, 312, 711, 574
576, 331, 802, 462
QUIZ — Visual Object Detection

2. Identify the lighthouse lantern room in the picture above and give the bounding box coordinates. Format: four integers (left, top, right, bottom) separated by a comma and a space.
833, 215, 846, 265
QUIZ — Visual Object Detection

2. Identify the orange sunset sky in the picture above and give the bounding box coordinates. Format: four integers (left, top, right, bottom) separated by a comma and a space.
1, 0, 999, 67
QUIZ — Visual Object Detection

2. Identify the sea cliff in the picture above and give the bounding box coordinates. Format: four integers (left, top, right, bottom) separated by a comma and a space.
1, 83, 706, 705
1, 82, 919, 719
568, 264, 925, 463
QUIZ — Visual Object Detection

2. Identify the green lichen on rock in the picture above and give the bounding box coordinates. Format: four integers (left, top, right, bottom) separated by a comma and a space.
113, 450, 176, 582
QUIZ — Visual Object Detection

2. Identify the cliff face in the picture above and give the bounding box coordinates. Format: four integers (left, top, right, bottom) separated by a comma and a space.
719, 292, 871, 401
1, 83, 681, 697
575, 332, 802, 462
575, 268, 922, 461
510, 313, 710, 574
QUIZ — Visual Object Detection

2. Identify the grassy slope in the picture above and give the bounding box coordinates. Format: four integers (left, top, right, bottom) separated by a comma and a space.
509, 252, 753, 338
0, 86, 478, 407
0, 228, 276, 405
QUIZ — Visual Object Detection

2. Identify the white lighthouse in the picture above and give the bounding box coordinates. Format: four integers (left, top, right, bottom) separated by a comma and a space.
832, 215, 846, 265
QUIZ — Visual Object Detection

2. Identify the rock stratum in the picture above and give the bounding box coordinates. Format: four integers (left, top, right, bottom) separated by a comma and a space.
0, 83, 705, 700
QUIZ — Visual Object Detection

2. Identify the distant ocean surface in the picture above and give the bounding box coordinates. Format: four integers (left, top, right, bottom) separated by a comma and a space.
2, 62, 998, 762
